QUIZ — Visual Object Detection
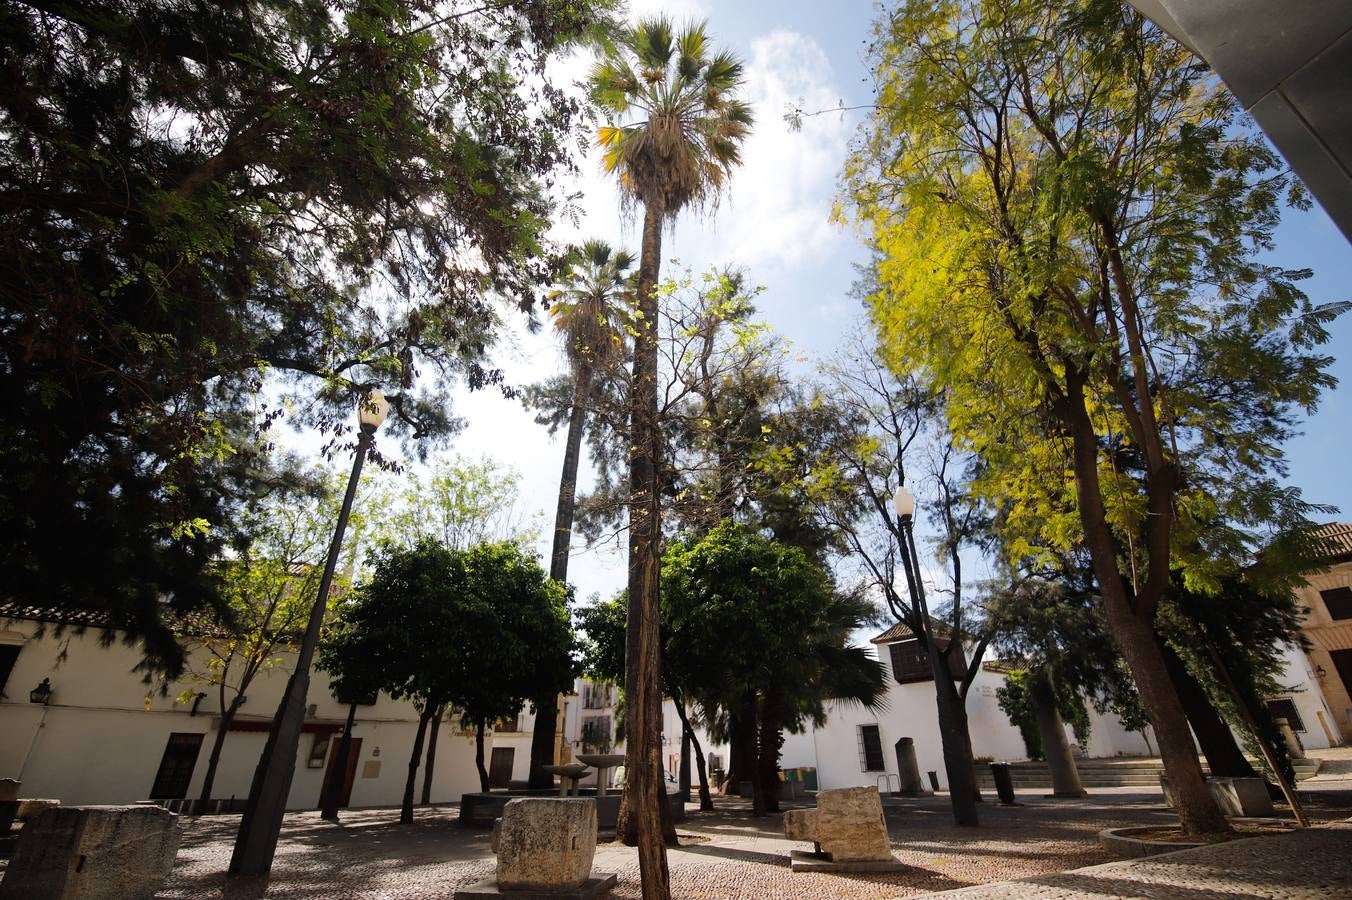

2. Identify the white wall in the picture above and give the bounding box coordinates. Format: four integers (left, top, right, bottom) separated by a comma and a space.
1271, 640, 1341, 750
796, 640, 1175, 791
0, 622, 483, 808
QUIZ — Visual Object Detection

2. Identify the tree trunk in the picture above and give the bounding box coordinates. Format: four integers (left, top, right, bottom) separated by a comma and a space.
1160, 640, 1259, 779
679, 726, 691, 803
622, 203, 670, 899
199, 695, 244, 808
421, 704, 445, 805
320, 702, 358, 821
401, 708, 433, 825
1059, 370, 1229, 836
475, 721, 491, 793
528, 696, 561, 790
673, 703, 714, 811
1028, 670, 1086, 797
531, 368, 592, 789
724, 709, 757, 796
929, 648, 980, 825
757, 688, 785, 814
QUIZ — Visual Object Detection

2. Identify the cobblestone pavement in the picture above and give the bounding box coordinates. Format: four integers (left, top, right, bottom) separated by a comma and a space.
124, 788, 1350, 899
910, 822, 1352, 899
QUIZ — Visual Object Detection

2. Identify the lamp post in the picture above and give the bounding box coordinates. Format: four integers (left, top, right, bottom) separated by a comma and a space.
230, 389, 388, 877
892, 484, 924, 611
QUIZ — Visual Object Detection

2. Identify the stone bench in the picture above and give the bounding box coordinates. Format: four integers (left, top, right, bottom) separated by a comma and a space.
0, 805, 182, 900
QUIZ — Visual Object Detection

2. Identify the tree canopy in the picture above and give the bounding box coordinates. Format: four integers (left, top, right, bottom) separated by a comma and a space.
0, 0, 612, 670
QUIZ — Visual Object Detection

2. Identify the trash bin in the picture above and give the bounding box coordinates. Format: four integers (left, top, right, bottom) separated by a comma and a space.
802, 766, 818, 791
989, 762, 1016, 805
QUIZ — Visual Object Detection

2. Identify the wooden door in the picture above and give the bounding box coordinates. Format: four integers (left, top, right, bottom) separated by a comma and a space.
489, 746, 514, 789
321, 737, 362, 808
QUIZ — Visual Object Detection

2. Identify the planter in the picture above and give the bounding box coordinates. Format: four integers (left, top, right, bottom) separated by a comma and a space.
1099, 825, 1205, 858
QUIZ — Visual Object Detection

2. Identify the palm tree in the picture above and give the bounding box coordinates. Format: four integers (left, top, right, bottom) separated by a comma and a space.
588, 18, 752, 896
546, 240, 633, 582
528, 239, 633, 789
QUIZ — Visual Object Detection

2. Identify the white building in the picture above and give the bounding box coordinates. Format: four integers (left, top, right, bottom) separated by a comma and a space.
781, 620, 1341, 791
0, 606, 483, 809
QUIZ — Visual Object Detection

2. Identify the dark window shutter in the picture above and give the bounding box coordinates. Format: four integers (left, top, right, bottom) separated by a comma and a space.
1320, 587, 1352, 621
888, 637, 966, 684
889, 639, 932, 683
1266, 698, 1305, 733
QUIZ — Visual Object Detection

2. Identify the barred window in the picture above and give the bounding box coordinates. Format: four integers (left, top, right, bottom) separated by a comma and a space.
857, 724, 886, 772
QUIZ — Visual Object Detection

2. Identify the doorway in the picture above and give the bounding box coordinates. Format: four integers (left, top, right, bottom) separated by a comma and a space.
321, 737, 363, 809
489, 746, 515, 789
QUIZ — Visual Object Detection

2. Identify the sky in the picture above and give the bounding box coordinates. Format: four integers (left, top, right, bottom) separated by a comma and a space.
292, 1, 1352, 607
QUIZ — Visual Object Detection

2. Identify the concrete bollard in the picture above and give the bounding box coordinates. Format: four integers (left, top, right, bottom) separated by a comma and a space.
894, 738, 931, 795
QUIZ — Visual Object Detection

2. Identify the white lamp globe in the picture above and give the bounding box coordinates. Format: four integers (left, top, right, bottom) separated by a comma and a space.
893, 484, 916, 519
358, 389, 389, 430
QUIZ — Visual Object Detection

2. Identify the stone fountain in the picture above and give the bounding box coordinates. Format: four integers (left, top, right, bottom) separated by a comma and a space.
574, 754, 626, 796
540, 763, 591, 797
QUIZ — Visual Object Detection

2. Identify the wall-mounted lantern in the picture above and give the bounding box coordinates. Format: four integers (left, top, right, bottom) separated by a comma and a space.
29, 678, 52, 705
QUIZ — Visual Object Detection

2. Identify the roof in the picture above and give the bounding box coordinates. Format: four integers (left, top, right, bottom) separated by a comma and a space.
0, 601, 224, 637
1314, 522, 1352, 561
870, 621, 916, 645
869, 619, 958, 645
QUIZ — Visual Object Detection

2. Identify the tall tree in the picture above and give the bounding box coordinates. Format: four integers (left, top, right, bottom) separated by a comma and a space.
588, 18, 752, 896
845, 0, 1344, 834
530, 239, 633, 789
0, 0, 611, 673
810, 334, 992, 826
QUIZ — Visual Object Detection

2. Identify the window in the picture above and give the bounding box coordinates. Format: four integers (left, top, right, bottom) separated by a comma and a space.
0, 644, 20, 700
582, 683, 612, 709
149, 733, 205, 800
1320, 587, 1352, 621
857, 724, 886, 772
888, 638, 966, 685
581, 715, 612, 750
1266, 698, 1305, 733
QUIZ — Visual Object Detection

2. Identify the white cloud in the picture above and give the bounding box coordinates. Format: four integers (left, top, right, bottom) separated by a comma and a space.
692, 30, 850, 270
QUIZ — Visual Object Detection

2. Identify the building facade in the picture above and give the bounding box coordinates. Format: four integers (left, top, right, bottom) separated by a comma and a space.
1298, 523, 1352, 742
781, 612, 1342, 791
0, 611, 484, 809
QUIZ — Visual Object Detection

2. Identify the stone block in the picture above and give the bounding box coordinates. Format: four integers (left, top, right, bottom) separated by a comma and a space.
814, 786, 892, 862
493, 798, 597, 892
782, 808, 818, 842
17, 799, 60, 821
0, 805, 182, 900
1209, 777, 1275, 818
1161, 773, 1275, 819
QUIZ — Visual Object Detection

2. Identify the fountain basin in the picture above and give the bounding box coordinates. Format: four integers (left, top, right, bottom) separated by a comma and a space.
457, 788, 684, 830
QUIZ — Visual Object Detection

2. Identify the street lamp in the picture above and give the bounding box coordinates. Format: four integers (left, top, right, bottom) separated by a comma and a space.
230, 389, 387, 877
892, 483, 925, 611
